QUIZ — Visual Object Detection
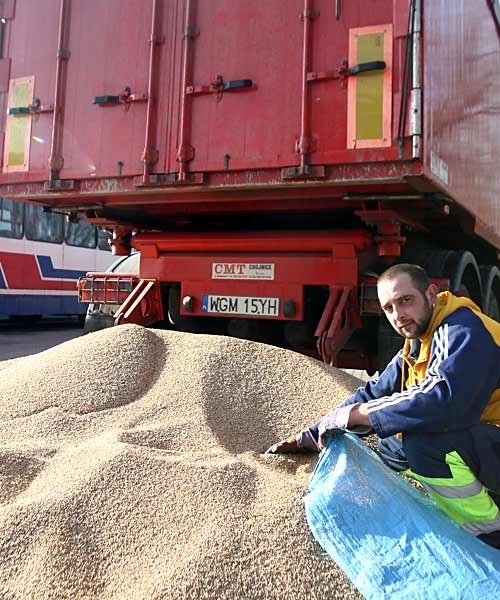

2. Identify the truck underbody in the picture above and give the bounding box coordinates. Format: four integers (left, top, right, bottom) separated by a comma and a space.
0, 0, 498, 369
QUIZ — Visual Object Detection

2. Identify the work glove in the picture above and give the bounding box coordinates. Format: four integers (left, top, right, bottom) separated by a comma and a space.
317, 404, 372, 447
265, 426, 320, 454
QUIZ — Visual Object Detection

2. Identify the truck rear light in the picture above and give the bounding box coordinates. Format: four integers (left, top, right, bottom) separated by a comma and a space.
77, 273, 139, 305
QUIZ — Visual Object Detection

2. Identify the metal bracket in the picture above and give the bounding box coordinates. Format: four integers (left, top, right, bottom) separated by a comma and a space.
134, 172, 205, 187
281, 164, 326, 179
295, 135, 316, 155
8, 97, 54, 116
186, 75, 253, 102
44, 178, 76, 191
307, 60, 348, 82
78, 273, 139, 305
93, 87, 148, 109
57, 48, 71, 60
315, 286, 361, 366
307, 60, 385, 83
355, 208, 428, 232
114, 278, 164, 327
176, 143, 195, 162
359, 277, 381, 315
300, 8, 319, 20
142, 146, 159, 166
354, 209, 414, 257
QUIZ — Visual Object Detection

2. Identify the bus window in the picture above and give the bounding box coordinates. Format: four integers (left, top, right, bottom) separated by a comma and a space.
65, 220, 97, 249
97, 228, 112, 251
24, 204, 64, 243
0, 197, 23, 239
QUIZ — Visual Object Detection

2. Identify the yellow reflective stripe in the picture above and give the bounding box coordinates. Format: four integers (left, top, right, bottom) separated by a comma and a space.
423, 487, 499, 526
462, 513, 500, 536
399, 451, 499, 527
411, 451, 476, 488
422, 479, 483, 499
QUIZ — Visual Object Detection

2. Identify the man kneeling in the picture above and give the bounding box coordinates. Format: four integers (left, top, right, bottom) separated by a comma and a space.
267, 264, 500, 549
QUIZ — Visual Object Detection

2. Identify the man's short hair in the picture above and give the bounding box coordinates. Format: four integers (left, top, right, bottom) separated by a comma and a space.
377, 263, 431, 295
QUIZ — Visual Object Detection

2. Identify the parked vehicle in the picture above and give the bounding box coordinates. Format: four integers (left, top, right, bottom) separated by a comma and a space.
0, 197, 114, 318
0, 0, 498, 370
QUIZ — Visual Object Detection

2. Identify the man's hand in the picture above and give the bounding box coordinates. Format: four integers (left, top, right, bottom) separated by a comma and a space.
265, 436, 300, 454
318, 405, 353, 446
318, 403, 372, 447
265, 427, 320, 454
347, 403, 372, 429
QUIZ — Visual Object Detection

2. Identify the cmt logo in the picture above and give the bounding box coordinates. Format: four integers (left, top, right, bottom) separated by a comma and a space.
211, 262, 275, 280
212, 263, 246, 275
213, 263, 246, 276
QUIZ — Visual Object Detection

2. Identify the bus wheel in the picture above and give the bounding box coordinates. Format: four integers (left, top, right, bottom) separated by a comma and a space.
480, 265, 500, 321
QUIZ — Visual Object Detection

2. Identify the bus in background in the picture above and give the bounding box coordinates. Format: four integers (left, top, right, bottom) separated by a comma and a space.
0, 197, 115, 320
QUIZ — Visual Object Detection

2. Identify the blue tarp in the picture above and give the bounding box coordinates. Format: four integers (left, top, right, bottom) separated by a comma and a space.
304, 434, 500, 600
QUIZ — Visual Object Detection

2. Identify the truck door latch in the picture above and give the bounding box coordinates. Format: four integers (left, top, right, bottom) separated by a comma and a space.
186, 75, 253, 101
92, 87, 148, 110
8, 97, 55, 115
347, 61, 386, 76
307, 60, 386, 83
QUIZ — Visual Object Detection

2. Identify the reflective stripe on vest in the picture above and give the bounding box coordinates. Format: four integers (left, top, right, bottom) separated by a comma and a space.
405, 450, 500, 536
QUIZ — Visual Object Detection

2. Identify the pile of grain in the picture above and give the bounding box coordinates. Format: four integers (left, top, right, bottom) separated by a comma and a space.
0, 324, 363, 599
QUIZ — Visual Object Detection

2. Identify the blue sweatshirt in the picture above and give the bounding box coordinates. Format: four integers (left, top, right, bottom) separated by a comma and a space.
309, 292, 500, 440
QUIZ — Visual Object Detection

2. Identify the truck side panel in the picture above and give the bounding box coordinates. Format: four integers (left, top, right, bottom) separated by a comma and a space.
2, 1, 58, 174
423, 0, 500, 244
62, 0, 151, 178
170, 0, 402, 173
0, 1, 498, 255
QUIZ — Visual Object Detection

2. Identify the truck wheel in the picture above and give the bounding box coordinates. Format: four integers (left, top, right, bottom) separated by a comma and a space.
480, 265, 500, 321
83, 307, 116, 333
444, 250, 482, 305
167, 284, 200, 333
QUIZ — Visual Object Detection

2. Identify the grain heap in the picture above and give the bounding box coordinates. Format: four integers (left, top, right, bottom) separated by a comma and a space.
0, 324, 363, 599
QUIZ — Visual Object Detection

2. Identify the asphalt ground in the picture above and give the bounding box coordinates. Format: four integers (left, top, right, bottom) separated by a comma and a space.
0, 319, 84, 361
0, 318, 371, 382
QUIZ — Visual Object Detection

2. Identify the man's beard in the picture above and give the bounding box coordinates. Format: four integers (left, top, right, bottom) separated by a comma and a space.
394, 298, 434, 339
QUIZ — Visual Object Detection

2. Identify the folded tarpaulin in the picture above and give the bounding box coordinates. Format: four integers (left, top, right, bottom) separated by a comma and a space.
304, 433, 500, 600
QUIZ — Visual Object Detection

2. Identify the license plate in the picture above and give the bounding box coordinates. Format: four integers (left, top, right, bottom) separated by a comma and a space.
201, 294, 280, 317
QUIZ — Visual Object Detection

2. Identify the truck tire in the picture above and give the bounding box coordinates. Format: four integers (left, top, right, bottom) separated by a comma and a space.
83, 309, 116, 333
444, 250, 483, 305
480, 265, 500, 321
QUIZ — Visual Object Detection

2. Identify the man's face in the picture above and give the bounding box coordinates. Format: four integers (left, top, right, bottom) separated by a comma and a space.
377, 273, 438, 339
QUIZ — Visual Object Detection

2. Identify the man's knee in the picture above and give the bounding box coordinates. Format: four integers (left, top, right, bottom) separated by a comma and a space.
401, 431, 454, 479
377, 435, 409, 472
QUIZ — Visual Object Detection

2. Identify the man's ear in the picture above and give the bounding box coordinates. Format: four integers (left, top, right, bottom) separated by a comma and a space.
426, 283, 439, 306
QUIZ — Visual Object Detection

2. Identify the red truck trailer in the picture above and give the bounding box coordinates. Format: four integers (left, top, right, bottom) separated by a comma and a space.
0, 0, 498, 371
